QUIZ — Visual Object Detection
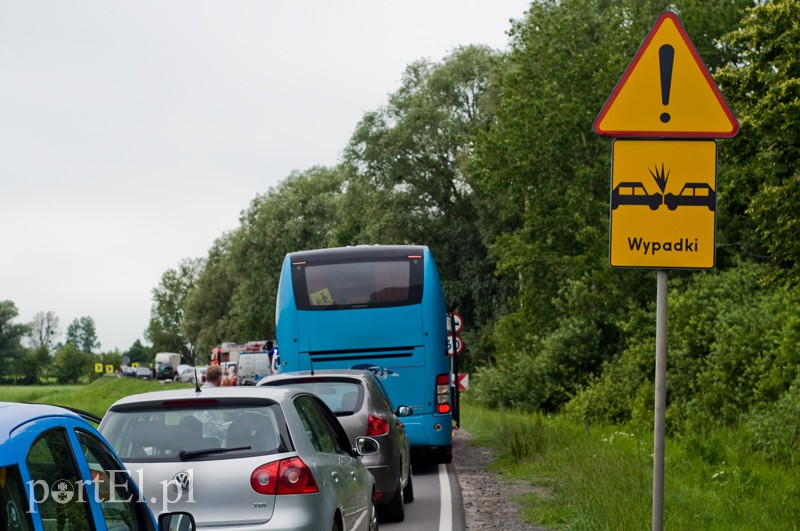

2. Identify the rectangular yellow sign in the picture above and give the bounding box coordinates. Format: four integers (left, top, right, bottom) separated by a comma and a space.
610, 140, 717, 269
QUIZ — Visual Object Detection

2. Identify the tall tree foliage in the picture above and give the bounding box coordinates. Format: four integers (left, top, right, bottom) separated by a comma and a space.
146, 258, 203, 358
181, 166, 347, 357
716, 0, 800, 277
65, 316, 100, 354
0, 301, 29, 382
343, 45, 510, 368
182, 234, 237, 360
27, 310, 59, 352
470, 0, 752, 410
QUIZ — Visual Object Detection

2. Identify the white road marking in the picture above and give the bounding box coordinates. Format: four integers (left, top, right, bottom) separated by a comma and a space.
438, 464, 452, 531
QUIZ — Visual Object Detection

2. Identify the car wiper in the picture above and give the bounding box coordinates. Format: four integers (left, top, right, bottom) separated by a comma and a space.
178, 446, 251, 460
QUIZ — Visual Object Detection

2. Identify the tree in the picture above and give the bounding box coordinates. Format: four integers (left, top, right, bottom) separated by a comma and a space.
52, 343, 92, 384
0, 300, 29, 382
146, 258, 203, 357
27, 310, 60, 352
182, 235, 237, 362
343, 45, 510, 369
469, 0, 752, 410
716, 0, 800, 278
226, 167, 347, 341
65, 316, 100, 354
18, 347, 51, 384
123, 339, 150, 366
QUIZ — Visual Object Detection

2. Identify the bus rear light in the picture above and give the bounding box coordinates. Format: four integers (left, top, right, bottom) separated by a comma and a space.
367, 415, 389, 436
251, 458, 318, 495
435, 373, 451, 415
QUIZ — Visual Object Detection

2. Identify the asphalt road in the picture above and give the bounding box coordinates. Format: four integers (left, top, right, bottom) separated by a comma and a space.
380, 462, 465, 531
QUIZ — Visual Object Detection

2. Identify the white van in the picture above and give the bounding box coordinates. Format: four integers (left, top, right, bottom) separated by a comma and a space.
236, 353, 271, 385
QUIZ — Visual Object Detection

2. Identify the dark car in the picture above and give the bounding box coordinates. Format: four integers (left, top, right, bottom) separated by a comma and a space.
156, 364, 175, 380
611, 181, 663, 210
664, 182, 716, 211
135, 366, 153, 380
259, 369, 414, 522
0, 401, 195, 530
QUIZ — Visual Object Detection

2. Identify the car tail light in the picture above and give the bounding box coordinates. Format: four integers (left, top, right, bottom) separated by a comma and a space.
435, 373, 451, 415
251, 462, 279, 495
251, 457, 318, 495
366, 415, 389, 436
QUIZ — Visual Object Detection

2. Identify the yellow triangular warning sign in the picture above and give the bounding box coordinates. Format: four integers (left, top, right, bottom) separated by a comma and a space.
594, 12, 738, 138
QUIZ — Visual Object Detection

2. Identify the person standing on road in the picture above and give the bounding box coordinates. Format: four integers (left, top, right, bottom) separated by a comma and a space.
203, 365, 222, 387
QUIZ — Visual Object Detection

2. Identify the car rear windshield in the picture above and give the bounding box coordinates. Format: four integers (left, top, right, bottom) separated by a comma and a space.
268, 379, 364, 416
102, 401, 291, 462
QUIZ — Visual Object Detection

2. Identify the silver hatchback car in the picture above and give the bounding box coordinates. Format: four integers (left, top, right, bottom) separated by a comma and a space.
259, 370, 413, 522
99, 386, 379, 531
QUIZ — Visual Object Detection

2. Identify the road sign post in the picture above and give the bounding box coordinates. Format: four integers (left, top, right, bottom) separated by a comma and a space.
594, 11, 738, 531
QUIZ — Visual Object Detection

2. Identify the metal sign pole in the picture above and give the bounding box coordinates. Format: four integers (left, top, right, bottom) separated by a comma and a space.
653, 270, 668, 531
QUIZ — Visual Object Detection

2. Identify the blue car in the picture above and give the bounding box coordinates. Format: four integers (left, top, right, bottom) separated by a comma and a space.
0, 401, 195, 531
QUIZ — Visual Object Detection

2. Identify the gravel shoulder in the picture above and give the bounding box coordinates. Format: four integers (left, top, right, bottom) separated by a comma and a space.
452, 427, 548, 531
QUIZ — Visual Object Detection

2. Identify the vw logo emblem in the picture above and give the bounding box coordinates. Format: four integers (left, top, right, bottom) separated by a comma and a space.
171, 471, 192, 494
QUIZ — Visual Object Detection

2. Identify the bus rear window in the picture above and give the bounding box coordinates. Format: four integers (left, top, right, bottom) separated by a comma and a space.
292, 257, 423, 310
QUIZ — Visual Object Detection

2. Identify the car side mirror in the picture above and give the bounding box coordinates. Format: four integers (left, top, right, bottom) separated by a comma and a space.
354, 436, 380, 456
158, 512, 196, 531
396, 405, 413, 417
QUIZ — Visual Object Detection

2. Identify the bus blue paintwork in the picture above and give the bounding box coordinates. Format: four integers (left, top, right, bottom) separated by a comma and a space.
276, 245, 453, 462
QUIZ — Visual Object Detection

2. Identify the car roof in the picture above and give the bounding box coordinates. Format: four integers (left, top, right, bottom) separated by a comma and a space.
0, 402, 83, 432
0, 402, 88, 457
106, 385, 301, 409
260, 369, 374, 384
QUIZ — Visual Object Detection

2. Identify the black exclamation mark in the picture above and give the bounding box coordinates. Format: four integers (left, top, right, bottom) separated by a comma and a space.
659, 44, 674, 123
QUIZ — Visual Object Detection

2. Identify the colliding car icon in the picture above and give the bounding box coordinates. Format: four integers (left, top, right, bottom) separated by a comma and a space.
664, 183, 716, 211
611, 182, 663, 210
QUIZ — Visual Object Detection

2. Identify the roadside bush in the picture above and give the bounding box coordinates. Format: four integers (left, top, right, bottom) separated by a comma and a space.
52, 344, 93, 384
746, 375, 800, 466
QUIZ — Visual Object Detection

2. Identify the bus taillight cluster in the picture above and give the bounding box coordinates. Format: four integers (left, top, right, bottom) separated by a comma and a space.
435, 374, 451, 414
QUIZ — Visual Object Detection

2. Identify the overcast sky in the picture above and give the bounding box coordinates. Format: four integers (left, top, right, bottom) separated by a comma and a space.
1, 1, 529, 353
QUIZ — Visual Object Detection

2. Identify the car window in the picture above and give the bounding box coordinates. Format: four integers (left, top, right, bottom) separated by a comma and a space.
273, 380, 364, 414
26, 428, 94, 531
76, 429, 154, 531
0, 465, 35, 531
371, 378, 394, 413
102, 403, 288, 461
294, 395, 345, 454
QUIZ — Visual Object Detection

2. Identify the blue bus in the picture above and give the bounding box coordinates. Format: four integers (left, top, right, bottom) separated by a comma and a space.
275, 245, 456, 463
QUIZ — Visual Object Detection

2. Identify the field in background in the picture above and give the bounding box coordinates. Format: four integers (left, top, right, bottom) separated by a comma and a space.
0, 377, 193, 418
461, 399, 800, 530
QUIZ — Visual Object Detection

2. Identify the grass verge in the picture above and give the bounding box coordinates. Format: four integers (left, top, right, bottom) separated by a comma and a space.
0, 377, 193, 418
461, 398, 800, 530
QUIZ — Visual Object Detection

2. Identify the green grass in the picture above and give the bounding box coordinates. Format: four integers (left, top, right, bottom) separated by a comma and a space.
461, 399, 800, 530
0, 377, 194, 418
